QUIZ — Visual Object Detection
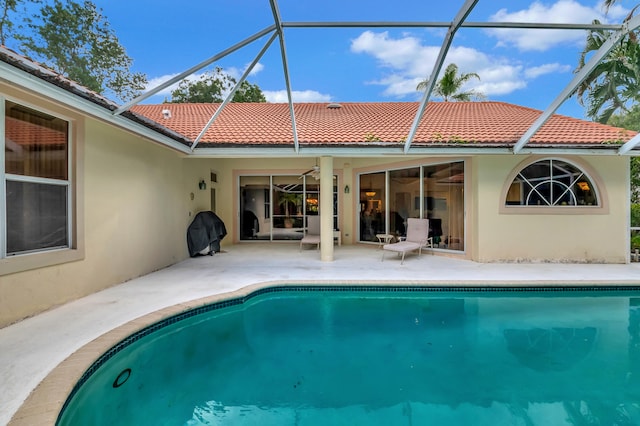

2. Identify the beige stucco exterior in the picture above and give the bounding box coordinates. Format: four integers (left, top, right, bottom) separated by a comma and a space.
473, 154, 629, 263
201, 153, 630, 264
0, 105, 198, 326
0, 81, 633, 327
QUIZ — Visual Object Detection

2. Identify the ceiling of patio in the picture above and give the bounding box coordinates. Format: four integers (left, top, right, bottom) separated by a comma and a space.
113, 0, 640, 156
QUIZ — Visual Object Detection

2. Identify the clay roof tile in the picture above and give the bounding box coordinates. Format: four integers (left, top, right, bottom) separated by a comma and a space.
131, 102, 637, 148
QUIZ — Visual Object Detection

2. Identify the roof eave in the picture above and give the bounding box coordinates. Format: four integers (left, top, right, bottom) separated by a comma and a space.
191, 143, 628, 158
0, 50, 192, 154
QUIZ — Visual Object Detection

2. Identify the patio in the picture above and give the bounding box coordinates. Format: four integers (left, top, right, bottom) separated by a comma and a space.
4, 243, 640, 425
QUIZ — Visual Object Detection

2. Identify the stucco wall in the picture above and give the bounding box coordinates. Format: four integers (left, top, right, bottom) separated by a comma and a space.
473, 154, 629, 263
0, 118, 192, 327
202, 157, 350, 244
2, 136, 630, 327
182, 154, 630, 264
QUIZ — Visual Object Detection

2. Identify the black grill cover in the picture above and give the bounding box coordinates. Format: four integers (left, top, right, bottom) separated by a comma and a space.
187, 211, 227, 257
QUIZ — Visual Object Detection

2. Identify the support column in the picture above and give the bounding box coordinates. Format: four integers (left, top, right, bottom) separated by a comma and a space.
320, 156, 334, 262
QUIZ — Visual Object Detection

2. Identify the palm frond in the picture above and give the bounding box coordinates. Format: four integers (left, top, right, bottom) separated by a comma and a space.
575, 18, 640, 120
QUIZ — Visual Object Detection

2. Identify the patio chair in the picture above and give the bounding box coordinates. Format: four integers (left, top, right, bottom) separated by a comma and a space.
381, 218, 432, 265
300, 215, 321, 251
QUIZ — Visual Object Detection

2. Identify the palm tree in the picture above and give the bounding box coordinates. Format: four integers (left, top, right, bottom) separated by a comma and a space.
575, 19, 640, 123
603, 0, 626, 11
574, 0, 640, 122
416, 63, 485, 101
278, 191, 300, 227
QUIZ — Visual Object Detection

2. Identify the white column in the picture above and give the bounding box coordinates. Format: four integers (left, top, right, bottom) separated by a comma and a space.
320, 156, 334, 262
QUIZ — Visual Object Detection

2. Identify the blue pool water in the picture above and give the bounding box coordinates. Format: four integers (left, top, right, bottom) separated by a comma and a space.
58, 286, 640, 425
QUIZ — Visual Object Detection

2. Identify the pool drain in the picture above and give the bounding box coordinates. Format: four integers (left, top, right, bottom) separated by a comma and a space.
113, 368, 131, 388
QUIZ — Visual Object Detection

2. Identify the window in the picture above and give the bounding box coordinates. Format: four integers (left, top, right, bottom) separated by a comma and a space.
505, 158, 598, 207
3, 100, 71, 256
239, 174, 338, 241
358, 160, 465, 252
423, 162, 464, 251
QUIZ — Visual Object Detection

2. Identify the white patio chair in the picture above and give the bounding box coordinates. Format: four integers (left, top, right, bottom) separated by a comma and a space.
300, 215, 321, 251
381, 218, 432, 264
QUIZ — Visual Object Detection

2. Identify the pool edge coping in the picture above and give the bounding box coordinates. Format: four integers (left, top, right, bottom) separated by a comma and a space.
9, 279, 640, 425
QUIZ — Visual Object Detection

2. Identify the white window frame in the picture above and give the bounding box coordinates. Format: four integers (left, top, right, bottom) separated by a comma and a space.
0, 94, 83, 275
501, 156, 606, 215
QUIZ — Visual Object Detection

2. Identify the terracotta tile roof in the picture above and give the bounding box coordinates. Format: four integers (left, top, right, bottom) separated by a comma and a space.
131, 102, 636, 149
5, 117, 67, 148
1, 46, 636, 152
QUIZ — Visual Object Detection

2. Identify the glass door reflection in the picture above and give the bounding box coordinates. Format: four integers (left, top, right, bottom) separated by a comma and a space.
359, 172, 386, 242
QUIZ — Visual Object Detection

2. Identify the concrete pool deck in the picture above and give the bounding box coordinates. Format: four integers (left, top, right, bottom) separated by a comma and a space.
3, 243, 640, 425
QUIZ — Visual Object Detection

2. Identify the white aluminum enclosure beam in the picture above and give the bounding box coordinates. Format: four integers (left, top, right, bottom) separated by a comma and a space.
619, 133, 640, 155
113, 26, 276, 115
95, 6, 634, 155
513, 14, 640, 154
191, 32, 279, 151
282, 21, 622, 31
270, 0, 300, 153
403, 0, 479, 154
0, 60, 192, 154
111, 19, 619, 116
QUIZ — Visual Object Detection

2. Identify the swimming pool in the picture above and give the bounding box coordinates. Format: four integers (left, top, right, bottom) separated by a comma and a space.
58, 285, 640, 425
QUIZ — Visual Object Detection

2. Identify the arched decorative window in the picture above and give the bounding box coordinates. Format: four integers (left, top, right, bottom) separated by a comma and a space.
505, 159, 598, 207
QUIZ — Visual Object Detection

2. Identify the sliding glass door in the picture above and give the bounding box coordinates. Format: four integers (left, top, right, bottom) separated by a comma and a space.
359, 172, 386, 242
272, 176, 304, 240
388, 167, 420, 237
239, 176, 271, 240
358, 161, 465, 252
423, 162, 465, 250
239, 175, 337, 241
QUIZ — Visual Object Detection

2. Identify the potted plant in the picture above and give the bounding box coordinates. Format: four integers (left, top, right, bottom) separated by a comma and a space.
278, 192, 299, 228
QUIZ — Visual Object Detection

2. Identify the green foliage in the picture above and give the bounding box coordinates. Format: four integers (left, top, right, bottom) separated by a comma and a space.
632, 203, 640, 227
630, 157, 640, 205
430, 132, 477, 144
416, 63, 485, 102
232, 80, 267, 103
609, 104, 640, 131
0, 0, 29, 45
631, 204, 640, 249
170, 67, 266, 103
448, 135, 467, 143
364, 132, 381, 142
575, 19, 640, 123
608, 105, 640, 203
11, 0, 146, 101
277, 192, 299, 218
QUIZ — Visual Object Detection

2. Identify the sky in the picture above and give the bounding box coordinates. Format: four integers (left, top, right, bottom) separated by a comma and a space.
90, 0, 637, 119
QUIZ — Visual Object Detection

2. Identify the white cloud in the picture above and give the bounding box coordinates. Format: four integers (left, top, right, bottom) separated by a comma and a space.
487, 0, 628, 51
524, 63, 572, 79
475, 80, 527, 96
225, 62, 265, 80
350, 31, 569, 99
144, 73, 182, 97
373, 75, 424, 98
250, 62, 265, 76
604, 3, 632, 21
351, 31, 432, 73
146, 68, 329, 104
263, 90, 331, 103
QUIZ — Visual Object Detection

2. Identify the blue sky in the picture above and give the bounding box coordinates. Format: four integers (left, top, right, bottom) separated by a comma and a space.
92, 0, 636, 119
